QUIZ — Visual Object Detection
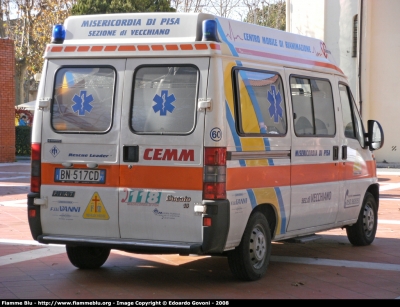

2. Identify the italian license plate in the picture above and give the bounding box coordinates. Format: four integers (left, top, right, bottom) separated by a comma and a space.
55, 168, 106, 184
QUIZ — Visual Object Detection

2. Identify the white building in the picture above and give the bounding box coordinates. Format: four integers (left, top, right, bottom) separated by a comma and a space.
286, 0, 400, 163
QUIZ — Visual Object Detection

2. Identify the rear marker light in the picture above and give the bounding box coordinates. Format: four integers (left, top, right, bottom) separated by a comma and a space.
203, 217, 212, 227
203, 147, 227, 200
28, 209, 36, 218
31, 143, 41, 193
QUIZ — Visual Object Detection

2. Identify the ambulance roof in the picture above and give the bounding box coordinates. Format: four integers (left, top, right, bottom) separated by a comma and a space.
51, 13, 342, 75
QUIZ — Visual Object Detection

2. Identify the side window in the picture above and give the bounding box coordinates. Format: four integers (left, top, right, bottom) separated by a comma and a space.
339, 84, 365, 147
290, 76, 335, 137
131, 65, 198, 135
52, 67, 115, 133
234, 69, 287, 135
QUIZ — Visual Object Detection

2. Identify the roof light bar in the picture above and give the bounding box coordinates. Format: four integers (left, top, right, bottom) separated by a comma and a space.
202, 20, 218, 42
51, 24, 66, 44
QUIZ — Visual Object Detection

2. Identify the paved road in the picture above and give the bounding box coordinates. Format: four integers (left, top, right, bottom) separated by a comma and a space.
0, 161, 399, 299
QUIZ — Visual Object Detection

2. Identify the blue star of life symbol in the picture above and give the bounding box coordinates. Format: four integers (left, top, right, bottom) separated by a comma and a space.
71, 90, 94, 116
152, 90, 176, 116
267, 85, 283, 123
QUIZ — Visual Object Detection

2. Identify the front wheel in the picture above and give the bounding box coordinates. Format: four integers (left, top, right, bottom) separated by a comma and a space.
227, 212, 271, 281
346, 192, 378, 246
66, 245, 110, 269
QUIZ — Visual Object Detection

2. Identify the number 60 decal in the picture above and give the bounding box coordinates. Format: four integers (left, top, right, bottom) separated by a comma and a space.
210, 127, 222, 142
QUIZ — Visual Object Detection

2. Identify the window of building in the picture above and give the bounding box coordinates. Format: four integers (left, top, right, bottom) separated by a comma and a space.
352, 15, 358, 58
290, 76, 336, 137
234, 69, 287, 135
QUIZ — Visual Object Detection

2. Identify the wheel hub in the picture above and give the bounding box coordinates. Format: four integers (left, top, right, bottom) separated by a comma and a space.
249, 225, 266, 269
363, 203, 375, 236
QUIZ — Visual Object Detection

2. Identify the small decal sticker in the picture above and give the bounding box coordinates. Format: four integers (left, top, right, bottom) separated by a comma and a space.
166, 195, 191, 202
50, 145, 60, 157
72, 90, 94, 116
121, 189, 161, 206
52, 191, 75, 197
153, 208, 180, 220
83, 192, 109, 220
344, 190, 361, 208
153, 90, 176, 116
267, 85, 283, 123
210, 127, 222, 142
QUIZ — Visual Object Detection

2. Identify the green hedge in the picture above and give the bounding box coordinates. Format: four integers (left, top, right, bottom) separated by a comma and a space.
15, 126, 31, 156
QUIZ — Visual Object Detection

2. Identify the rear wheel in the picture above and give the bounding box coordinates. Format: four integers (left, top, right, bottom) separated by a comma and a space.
66, 245, 110, 269
227, 212, 271, 281
346, 192, 378, 246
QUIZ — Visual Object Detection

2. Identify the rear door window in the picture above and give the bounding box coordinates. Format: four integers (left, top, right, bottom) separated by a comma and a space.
131, 65, 199, 135
51, 67, 115, 133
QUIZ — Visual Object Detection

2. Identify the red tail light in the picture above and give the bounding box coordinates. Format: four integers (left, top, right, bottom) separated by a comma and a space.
31, 143, 41, 193
203, 147, 226, 200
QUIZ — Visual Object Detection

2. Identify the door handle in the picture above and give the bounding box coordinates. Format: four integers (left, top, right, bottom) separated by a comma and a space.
333, 146, 339, 161
123, 145, 139, 163
342, 145, 347, 160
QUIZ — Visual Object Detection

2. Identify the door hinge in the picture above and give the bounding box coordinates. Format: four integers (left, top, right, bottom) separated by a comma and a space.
198, 98, 212, 112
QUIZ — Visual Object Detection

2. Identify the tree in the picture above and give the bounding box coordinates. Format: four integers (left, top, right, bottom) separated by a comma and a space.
71, 0, 176, 15
244, 0, 286, 30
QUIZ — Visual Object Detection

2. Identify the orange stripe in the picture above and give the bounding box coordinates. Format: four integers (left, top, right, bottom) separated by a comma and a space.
343, 160, 376, 180
51, 46, 63, 52
46, 46, 51, 52
291, 163, 340, 185
166, 45, 179, 51
180, 44, 193, 50
77, 46, 90, 52
195, 44, 208, 50
210, 43, 220, 50
118, 45, 136, 51
91, 46, 103, 52
64, 46, 77, 52
41, 163, 119, 187
104, 46, 117, 51
120, 166, 203, 190
151, 45, 164, 51
137, 45, 150, 51
227, 165, 291, 190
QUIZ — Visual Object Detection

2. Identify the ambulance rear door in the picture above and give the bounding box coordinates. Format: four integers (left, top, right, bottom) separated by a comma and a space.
119, 58, 209, 244
40, 59, 125, 238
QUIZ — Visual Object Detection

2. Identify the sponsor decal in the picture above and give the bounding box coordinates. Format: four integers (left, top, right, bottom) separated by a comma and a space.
344, 190, 361, 208
210, 127, 222, 142
83, 192, 109, 220
52, 190, 75, 197
143, 148, 194, 161
267, 85, 283, 123
68, 153, 110, 158
121, 189, 161, 206
153, 90, 176, 116
153, 208, 180, 220
353, 161, 362, 175
47, 139, 62, 143
230, 198, 248, 205
72, 90, 94, 116
50, 145, 60, 158
295, 149, 331, 157
166, 195, 191, 202
50, 205, 80, 212
301, 191, 332, 204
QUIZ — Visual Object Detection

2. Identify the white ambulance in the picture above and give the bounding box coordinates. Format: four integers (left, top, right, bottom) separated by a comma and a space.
28, 12, 384, 281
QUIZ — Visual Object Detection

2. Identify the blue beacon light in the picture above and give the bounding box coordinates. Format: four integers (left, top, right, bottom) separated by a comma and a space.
51, 24, 66, 44
202, 20, 218, 42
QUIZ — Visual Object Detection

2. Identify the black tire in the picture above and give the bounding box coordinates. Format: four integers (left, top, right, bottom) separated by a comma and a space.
346, 192, 378, 246
66, 245, 110, 269
227, 212, 271, 281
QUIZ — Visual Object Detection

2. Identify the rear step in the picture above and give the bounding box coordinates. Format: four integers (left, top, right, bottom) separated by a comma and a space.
283, 234, 322, 243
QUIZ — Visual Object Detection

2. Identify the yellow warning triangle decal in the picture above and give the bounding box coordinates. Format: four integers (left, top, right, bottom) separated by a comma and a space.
83, 192, 109, 220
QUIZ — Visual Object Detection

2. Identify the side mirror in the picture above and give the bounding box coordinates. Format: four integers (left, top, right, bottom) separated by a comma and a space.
367, 120, 384, 151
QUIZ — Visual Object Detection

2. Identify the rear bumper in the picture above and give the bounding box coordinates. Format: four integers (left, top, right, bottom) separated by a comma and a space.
33, 199, 230, 255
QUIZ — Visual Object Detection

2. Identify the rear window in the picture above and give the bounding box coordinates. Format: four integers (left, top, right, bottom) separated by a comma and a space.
51, 67, 115, 133
131, 65, 199, 134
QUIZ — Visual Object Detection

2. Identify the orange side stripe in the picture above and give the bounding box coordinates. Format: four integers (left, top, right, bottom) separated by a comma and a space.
180, 44, 193, 50
343, 160, 376, 180
64, 46, 76, 52
166, 45, 179, 51
41, 164, 119, 187
195, 44, 208, 50
51, 46, 63, 52
151, 45, 164, 51
291, 163, 340, 185
118, 45, 136, 51
227, 165, 291, 190
120, 166, 203, 190
138, 45, 150, 51
77, 46, 90, 52
91, 46, 103, 52
105, 46, 117, 51
210, 43, 220, 50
